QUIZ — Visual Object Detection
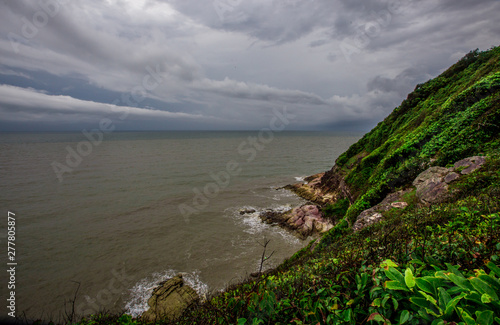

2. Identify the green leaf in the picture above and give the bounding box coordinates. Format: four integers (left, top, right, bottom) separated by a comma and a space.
371, 298, 382, 307
392, 297, 399, 311
405, 268, 416, 289
470, 277, 499, 301
385, 267, 406, 287
385, 280, 409, 291
446, 273, 474, 291
486, 262, 500, 278
367, 313, 387, 323
381, 259, 399, 269
444, 292, 467, 318
410, 297, 432, 309
475, 310, 494, 325
457, 307, 476, 325
415, 278, 434, 294
382, 294, 391, 308
399, 310, 410, 324
237, 318, 247, 325
431, 320, 445, 325
438, 287, 451, 310
478, 274, 500, 292
481, 293, 493, 304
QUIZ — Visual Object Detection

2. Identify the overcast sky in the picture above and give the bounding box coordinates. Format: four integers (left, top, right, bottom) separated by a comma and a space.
0, 0, 499, 131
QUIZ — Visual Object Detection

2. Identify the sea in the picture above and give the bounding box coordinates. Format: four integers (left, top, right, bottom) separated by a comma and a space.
0, 131, 360, 321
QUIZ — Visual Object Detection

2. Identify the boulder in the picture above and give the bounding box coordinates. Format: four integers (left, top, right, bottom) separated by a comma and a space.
353, 189, 411, 231
413, 156, 486, 205
259, 204, 333, 239
454, 156, 486, 175
444, 172, 460, 183
141, 274, 199, 323
239, 208, 256, 215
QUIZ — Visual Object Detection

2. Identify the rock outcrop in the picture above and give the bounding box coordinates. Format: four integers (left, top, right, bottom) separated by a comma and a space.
352, 189, 411, 231
353, 156, 486, 231
141, 274, 199, 323
284, 166, 353, 205
260, 205, 334, 239
413, 156, 486, 205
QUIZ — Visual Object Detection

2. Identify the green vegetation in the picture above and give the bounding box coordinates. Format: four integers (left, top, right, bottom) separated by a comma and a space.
323, 198, 350, 220
73, 47, 500, 324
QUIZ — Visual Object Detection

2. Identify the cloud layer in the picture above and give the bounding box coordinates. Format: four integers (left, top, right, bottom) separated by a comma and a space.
1, 0, 499, 131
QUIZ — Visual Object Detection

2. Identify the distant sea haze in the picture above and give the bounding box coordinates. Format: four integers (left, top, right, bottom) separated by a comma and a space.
0, 131, 359, 319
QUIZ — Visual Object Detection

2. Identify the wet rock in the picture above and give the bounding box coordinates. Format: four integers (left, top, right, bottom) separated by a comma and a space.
141, 274, 198, 323
284, 166, 353, 206
239, 208, 256, 215
259, 205, 333, 239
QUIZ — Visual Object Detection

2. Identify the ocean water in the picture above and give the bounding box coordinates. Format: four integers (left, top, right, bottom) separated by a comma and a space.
0, 131, 359, 320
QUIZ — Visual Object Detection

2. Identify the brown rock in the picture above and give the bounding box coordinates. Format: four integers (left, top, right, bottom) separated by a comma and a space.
141, 275, 199, 323
259, 205, 333, 239
391, 202, 408, 209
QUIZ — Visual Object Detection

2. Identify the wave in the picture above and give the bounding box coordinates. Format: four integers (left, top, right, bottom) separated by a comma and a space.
226, 204, 300, 245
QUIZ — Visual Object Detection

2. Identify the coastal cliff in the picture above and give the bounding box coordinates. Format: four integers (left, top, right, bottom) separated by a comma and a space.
188, 47, 500, 324
78, 47, 500, 325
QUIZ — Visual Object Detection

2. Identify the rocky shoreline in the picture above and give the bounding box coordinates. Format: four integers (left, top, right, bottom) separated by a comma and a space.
281, 156, 487, 233
140, 156, 487, 321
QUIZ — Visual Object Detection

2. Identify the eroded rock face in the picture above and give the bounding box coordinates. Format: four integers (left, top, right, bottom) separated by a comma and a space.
141, 275, 199, 323
284, 166, 353, 205
260, 205, 333, 239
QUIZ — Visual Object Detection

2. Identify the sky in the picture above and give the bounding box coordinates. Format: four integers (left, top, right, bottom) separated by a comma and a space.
0, 0, 499, 132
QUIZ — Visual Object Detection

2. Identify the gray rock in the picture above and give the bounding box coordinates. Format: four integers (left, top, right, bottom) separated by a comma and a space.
141, 275, 199, 323
454, 156, 486, 175
353, 189, 412, 231
259, 204, 333, 239
444, 172, 460, 183
412, 166, 449, 187
413, 156, 486, 204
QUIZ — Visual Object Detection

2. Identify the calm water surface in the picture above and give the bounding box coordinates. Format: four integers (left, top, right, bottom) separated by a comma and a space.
0, 131, 360, 320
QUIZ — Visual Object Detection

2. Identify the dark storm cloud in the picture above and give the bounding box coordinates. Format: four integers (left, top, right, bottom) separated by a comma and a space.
367, 67, 433, 97
0, 0, 499, 131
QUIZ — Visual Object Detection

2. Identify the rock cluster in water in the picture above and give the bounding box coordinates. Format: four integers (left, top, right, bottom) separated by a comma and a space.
259, 205, 334, 239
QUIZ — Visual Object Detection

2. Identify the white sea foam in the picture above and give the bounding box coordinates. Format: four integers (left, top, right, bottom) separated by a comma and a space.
228, 204, 300, 244
294, 176, 305, 182
124, 269, 208, 317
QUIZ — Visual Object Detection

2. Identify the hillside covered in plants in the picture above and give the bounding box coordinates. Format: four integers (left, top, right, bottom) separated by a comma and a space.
79, 47, 500, 325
